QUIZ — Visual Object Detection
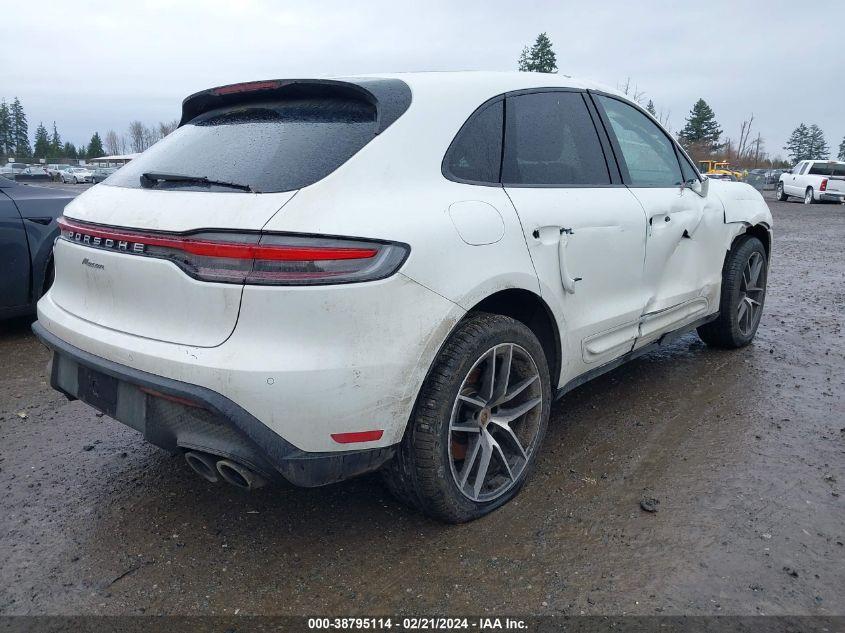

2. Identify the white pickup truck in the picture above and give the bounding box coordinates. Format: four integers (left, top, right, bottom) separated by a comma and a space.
776, 160, 845, 204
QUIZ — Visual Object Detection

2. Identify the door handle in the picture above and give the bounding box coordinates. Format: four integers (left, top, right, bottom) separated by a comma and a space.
558, 232, 578, 294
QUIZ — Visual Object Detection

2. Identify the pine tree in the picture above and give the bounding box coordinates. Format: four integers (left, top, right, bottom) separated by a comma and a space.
678, 99, 722, 152
518, 33, 558, 73
838, 136, 845, 161
77, 143, 86, 160
87, 132, 104, 158
784, 123, 811, 162
64, 142, 77, 159
10, 97, 30, 158
806, 124, 829, 159
33, 122, 50, 158
49, 122, 62, 159
0, 100, 11, 157
646, 100, 657, 117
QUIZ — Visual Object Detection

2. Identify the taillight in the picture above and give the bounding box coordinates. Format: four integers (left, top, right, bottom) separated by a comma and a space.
820, 178, 828, 191
57, 217, 409, 286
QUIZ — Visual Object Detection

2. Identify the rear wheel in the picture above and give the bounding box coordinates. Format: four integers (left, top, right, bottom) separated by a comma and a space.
382, 313, 551, 523
698, 236, 768, 349
804, 187, 814, 204
775, 182, 787, 201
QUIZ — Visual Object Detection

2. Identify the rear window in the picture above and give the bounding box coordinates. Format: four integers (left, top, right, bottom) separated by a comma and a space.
106, 98, 378, 193
808, 163, 832, 175
809, 162, 845, 176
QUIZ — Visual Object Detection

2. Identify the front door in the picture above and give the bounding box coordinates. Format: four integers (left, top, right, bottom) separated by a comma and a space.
502, 90, 649, 385
594, 94, 714, 346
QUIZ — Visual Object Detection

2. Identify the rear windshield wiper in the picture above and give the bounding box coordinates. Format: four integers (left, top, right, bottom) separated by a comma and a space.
141, 172, 256, 192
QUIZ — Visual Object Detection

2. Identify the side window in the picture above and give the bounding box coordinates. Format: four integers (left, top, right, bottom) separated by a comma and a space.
800, 162, 811, 175
443, 100, 503, 184
596, 95, 683, 187
502, 91, 610, 186
679, 152, 699, 183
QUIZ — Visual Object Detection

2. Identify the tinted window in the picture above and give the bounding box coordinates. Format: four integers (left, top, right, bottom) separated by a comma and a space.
444, 100, 503, 183
800, 163, 810, 175
503, 92, 610, 186
106, 98, 378, 193
808, 162, 845, 176
597, 95, 682, 187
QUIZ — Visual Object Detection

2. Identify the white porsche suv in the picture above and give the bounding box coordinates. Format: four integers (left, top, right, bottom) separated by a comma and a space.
35, 73, 772, 522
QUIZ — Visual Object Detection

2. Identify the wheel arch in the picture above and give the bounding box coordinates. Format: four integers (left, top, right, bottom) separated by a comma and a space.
466, 288, 562, 385
740, 222, 772, 258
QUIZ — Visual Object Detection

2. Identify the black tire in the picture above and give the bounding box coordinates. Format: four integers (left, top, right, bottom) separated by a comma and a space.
382, 312, 551, 523
804, 187, 815, 205
697, 236, 768, 349
775, 182, 787, 202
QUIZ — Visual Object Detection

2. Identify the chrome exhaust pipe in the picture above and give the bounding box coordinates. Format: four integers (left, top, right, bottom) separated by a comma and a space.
184, 451, 219, 483
216, 459, 267, 490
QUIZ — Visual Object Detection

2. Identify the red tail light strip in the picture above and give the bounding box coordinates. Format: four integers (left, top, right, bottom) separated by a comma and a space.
57, 217, 377, 261
331, 430, 384, 444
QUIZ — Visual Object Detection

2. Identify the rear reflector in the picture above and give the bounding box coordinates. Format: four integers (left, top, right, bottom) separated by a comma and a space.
330, 430, 384, 444
58, 217, 408, 286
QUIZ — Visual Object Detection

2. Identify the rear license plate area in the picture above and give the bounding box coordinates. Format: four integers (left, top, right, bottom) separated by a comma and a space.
77, 366, 119, 417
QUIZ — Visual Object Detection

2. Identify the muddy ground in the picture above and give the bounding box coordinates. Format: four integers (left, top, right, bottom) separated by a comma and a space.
1, 193, 842, 617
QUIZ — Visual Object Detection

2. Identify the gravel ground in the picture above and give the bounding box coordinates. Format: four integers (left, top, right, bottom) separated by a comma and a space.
0, 193, 842, 616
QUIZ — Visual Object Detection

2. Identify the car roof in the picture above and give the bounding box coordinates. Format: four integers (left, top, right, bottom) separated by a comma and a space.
345, 70, 622, 101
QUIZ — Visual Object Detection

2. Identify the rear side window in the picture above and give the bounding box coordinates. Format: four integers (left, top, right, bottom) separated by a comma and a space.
597, 95, 682, 187
106, 98, 378, 193
443, 100, 503, 184
503, 92, 610, 186
808, 162, 845, 176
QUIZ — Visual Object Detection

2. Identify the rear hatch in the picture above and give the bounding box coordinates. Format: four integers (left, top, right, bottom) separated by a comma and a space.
50, 79, 409, 347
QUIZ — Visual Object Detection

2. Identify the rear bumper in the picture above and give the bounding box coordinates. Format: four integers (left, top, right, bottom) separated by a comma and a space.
820, 192, 845, 202
33, 322, 395, 487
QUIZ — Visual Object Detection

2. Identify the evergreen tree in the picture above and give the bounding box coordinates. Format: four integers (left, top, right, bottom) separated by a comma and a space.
806, 124, 829, 158
87, 131, 104, 158
646, 100, 657, 117
10, 97, 30, 158
49, 122, 62, 159
838, 136, 845, 161
33, 122, 50, 158
76, 143, 86, 160
518, 33, 558, 73
677, 99, 722, 152
784, 123, 811, 162
64, 142, 77, 159
0, 100, 11, 156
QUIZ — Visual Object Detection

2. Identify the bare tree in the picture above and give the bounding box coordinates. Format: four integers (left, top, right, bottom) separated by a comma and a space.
142, 125, 158, 149
128, 121, 146, 153
157, 120, 178, 139
618, 77, 645, 105
104, 129, 121, 155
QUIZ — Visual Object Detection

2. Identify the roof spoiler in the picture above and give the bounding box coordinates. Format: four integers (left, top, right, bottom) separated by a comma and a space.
179, 78, 411, 134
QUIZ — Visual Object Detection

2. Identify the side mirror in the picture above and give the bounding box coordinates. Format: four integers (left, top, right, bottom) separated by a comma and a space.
684, 176, 709, 198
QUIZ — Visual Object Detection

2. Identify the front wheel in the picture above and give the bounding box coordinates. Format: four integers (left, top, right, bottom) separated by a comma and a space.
775, 182, 787, 201
382, 313, 551, 523
804, 187, 815, 204
698, 236, 768, 349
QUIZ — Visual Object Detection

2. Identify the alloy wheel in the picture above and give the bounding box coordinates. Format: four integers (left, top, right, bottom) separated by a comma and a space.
737, 251, 766, 336
804, 189, 813, 204
448, 343, 543, 502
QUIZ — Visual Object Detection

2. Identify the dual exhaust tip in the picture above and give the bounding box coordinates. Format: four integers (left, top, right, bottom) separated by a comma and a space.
184, 451, 266, 490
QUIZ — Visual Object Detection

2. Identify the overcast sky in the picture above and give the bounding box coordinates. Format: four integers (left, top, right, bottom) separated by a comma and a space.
2, 0, 843, 158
